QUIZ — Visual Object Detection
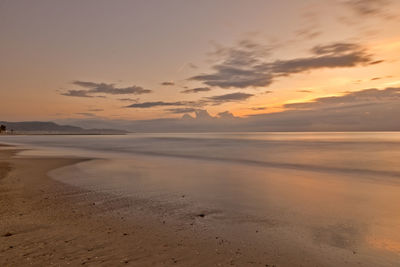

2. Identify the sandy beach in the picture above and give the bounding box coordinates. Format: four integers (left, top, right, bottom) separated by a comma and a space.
1, 141, 400, 267
0, 145, 297, 266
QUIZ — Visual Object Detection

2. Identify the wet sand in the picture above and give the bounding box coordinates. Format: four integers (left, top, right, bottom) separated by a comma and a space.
0, 146, 298, 266
1, 144, 399, 266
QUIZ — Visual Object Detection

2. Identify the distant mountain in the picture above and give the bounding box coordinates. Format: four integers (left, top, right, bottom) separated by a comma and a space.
0, 121, 128, 134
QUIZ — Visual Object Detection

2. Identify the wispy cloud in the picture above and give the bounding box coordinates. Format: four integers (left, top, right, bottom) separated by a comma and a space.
250, 107, 267, 111
126, 92, 253, 109
161, 81, 175, 86
218, 111, 236, 118
118, 98, 139, 102
75, 112, 97, 117
126, 101, 189, 108
190, 41, 381, 89
345, 0, 391, 16
181, 87, 211, 94
62, 81, 152, 98
61, 90, 93, 98
205, 92, 254, 105
262, 90, 273, 94
284, 87, 400, 110
166, 108, 199, 114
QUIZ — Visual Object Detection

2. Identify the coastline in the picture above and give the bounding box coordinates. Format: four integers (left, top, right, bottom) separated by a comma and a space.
0, 145, 287, 266
1, 143, 399, 266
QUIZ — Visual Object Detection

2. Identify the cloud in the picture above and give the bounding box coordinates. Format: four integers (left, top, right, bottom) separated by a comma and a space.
189, 41, 381, 89
311, 43, 359, 55
60, 87, 400, 132
190, 39, 273, 88
191, 67, 273, 88
166, 108, 199, 114
61, 90, 93, 98
268, 43, 378, 76
194, 109, 213, 120
73, 81, 152, 95
62, 81, 152, 98
236, 86, 400, 131
218, 111, 236, 119
188, 63, 198, 69
205, 92, 254, 105
161, 81, 175, 86
126, 101, 189, 108
75, 112, 97, 117
262, 90, 273, 94
88, 109, 104, 112
297, 90, 313, 93
127, 92, 253, 109
295, 28, 321, 39
181, 87, 211, 94
118, 98, 139, 102
250, 107, 267, 110
284, 87, 400, 110
345, 0, 391, 16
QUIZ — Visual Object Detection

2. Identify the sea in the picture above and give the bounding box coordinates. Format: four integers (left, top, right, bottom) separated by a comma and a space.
1, 132, 400, 264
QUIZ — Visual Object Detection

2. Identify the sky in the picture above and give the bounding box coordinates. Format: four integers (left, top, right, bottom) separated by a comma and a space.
1, 0, 400, 129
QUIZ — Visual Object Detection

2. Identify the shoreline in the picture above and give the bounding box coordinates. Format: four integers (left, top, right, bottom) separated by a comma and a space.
1, 143, 399, 266
0, 145, 288, 266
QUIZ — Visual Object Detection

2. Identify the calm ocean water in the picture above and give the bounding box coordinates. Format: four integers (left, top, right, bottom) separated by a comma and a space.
1, 132, 400, 263
2, 132, 400, 178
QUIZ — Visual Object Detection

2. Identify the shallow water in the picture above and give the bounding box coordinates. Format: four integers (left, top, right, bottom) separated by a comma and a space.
1, 132, 400, 265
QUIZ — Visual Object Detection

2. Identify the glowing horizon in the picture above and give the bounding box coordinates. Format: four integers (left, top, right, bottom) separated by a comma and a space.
1, 0, 400, 123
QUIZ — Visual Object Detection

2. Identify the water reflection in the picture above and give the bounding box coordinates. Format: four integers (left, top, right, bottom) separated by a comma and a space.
1, 132, 400, 264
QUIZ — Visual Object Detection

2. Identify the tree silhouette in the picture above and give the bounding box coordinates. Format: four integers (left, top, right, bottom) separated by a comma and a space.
0, 125, 6, 133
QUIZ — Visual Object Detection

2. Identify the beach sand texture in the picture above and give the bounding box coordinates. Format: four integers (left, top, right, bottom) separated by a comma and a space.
1, 144, 400, 266
0, 147, 301, 266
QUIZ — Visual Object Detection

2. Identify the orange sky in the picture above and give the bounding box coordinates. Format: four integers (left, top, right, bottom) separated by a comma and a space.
1, 0, 399, 121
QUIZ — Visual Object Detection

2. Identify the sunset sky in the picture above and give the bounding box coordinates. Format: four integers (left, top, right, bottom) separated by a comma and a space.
1, 0, 400, 122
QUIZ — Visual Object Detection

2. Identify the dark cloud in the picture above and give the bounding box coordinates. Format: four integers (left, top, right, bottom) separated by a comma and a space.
181, 87, 211, 94
61, 90, 93, 98
126, 101, 188, 108
167, 108, 199, 114
250, 107, 267, 111
118, 98, 139, 102
268, 43, 376, 76
61, 87, 400, 132
62, 81, 152, 98
127, 92, 253, 109
205, 92, 254, 105
311, 43, 359, 55
190, 41, 381, 89
237, 87, 400, 132
73, 81, 152, 95
161, 81, 175, 86
297, 90, 313, 93
88, 109, 104, 112
194, 109, 213, 120
284, 87, 400, 110
190, 40, 273, 88
191, 67, 273, 88
218, 111, 236, 119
